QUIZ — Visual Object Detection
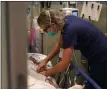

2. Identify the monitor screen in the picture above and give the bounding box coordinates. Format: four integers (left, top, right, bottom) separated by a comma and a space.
72, 11, 78, 17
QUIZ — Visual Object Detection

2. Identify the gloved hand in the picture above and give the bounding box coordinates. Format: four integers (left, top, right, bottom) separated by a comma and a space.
37, 60, 47, 73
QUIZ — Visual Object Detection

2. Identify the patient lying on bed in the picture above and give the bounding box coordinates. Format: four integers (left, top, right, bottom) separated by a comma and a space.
27, 54, 58, 88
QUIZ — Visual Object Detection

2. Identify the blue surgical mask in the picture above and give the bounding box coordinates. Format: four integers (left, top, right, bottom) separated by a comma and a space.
47, 32, 57, 36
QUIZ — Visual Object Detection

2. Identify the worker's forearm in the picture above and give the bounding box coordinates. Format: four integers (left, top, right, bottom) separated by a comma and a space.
46, 59, 70, 76
45, 44, 60, 63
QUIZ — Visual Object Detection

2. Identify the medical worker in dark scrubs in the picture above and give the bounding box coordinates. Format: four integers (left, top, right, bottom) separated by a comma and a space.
37, 9, 107, 89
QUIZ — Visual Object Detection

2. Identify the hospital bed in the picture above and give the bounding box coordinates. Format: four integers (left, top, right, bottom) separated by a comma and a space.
27, 53, 102, 89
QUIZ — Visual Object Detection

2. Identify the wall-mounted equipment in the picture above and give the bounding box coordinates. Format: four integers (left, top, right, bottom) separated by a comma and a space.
81, 2, 102, 21
60, 8, 78, 16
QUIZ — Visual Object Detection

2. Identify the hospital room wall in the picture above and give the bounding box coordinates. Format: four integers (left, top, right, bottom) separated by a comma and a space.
77, 2, 107, 33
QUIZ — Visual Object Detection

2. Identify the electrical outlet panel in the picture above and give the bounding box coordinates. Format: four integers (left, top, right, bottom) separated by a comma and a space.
92, 2, 102, 21
81, 2, 102, 21
80, 2, 92, 20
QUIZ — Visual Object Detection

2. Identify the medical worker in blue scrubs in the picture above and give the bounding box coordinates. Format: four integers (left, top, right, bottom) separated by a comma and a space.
37, 9, 107, 89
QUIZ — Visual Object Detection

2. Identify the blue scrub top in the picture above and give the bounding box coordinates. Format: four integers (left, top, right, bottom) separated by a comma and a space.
62, 16, 107, 63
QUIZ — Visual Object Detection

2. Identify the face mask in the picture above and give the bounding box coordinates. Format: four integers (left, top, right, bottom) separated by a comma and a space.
46, 11, 57, 37
47, 32, 57, 36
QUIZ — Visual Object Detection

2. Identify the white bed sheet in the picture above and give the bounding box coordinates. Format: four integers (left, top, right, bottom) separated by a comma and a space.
28, 75, 56, 89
